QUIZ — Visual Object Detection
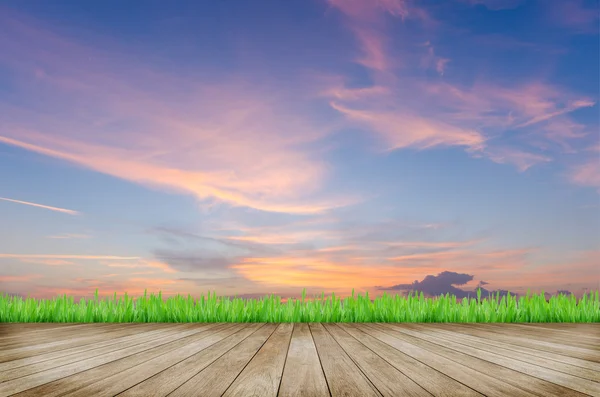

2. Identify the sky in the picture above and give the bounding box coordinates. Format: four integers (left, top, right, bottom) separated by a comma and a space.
0, 0, 598, 301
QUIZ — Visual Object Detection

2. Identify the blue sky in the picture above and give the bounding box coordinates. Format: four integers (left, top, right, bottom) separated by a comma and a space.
0, 0, 598, 300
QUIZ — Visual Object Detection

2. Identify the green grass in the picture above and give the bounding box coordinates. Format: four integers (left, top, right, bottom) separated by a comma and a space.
0, 288, 598, 323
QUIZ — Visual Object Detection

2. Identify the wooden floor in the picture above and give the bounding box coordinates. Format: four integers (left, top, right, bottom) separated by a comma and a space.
0, 323, 598, 397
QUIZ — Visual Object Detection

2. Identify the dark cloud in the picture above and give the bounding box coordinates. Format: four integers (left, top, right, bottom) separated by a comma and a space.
0, 292, 27, 300
149, 225, 293, 256
177, 275, 248, 285
379, 270, 519, 299
556, 289, 573, 296
153, 249, 238, 274
220, 292, 300, 300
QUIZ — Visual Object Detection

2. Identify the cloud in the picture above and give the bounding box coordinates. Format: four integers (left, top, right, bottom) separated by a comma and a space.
380, 270, 479, 297
568, 158, 600, 192
379, 270, 529, 299
102, 259, 177, 274
0, 254, 139, 260
484, 147, 552, 172
0, 274, 43, 283
515, 99, 595, 128
0, 10, 358, 215
148, 225, 276, 255
230, 255, 444, 290
546, 0, 600, 33
18, 259, 76, 266
420, 41, 451, 76
46, 233, 91, 239
152, 249, 239, 276
325, 0, 433, 73
465, 0, 524, 11
0, 196, 79, 215
323, 54, 593, 173
567, 143, 600, 192
329, 101, 487, 152
556, 289, 573, 296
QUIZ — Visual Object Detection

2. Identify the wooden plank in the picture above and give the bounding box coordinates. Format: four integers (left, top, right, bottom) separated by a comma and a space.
0, 323, 119, 349
516, 323, 600, 339
527, 323, 600, 330
221, 323, 294, 397
0, 324, 138, 359
114, 323, 269, 396
1, 323, 233, 397
479, 323, 600, 349
325, 323, 431, 397
385, 323, 596, 396
0, 323, 96, 339
342, 324, 483, 397
431, 323, 600, 363
358, 324, 539, 397
0, 323, 207, 381
0, 324, 163, 372
62, 324, 247, 397
309, 323, 381, 397
0, 323, 152, 355
423, 323, 600, 372
166, 324, 278, 397
404, 323, 600, 380
277, 323, 330, 397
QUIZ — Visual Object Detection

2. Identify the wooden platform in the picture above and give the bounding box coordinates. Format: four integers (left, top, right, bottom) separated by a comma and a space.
0, 322, 598, 397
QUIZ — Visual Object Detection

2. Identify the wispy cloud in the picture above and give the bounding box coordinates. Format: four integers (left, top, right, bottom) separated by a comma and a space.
321, 0, 597, 179
0, 274, 43, 282
515, 99, 595, 128
0, 10, 358, 215
546, 0, 600, 33
46, 233, 91, 239
18, 259, 76, 266
0, 254, 139, 260
330, 101, 487, 152
568, 149, 600, 193
464, 0, 524, 11
104, 259, 177, 274
484, 147, 552, 172
0, 196, 79, 215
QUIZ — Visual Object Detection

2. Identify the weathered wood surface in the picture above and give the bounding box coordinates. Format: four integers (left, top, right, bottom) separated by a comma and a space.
0, 322, 598, 397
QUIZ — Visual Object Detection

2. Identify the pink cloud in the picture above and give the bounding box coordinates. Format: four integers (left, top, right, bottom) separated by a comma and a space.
436, 58, 450, 75
0, 12, 363, 215
420, 42, 451, 76
329, 101, 486, 152
318, 19, 592, 173
0, 274, 43, 283
321, 84, 391, 101
352, 27, 392, 71
484, 147, 552, 172
515, 99, 595, 128
547, 0, 600, 33
325, 0, 433, 73
103, 260, 178, 274
18, 259, 76, 266
569, 157, 600, 192
326, 0, 409, 21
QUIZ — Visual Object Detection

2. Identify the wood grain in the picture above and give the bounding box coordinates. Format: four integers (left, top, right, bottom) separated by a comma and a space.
222, 323, 294, 397
0, 322, 597, 397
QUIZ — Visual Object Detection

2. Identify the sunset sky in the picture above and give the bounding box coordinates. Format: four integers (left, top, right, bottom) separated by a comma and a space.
0, 0, 598, 301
